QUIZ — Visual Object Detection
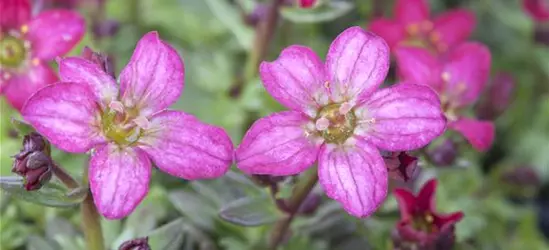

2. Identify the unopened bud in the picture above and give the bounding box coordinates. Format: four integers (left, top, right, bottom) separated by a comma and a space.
251, 174, 287, 187
384, 152, 419, 182
476, 73, 514, 120
428, 139, 457, 167
297, 193, 321, 215
535, 23, 549, 46
119, 237, 151, 250
12, 151, 53, 191
244, 4, 269, 27
92, 19, 120, 39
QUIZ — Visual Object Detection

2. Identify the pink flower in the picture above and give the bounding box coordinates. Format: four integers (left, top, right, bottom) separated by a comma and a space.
393, 179, 463, 247
22, 32, 234, 219
297, 0, 317, 8
235, 27, 446, 217
395, 42, 495, 151
523, 0, 549, 22
369, 0, 475, 54
0, 0, 85, 110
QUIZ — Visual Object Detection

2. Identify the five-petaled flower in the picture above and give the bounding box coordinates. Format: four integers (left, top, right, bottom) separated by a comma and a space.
393, 179, 463, 248
523, 0, 549, 22
235, 26, 446, 217
0, 0, 85, 110
369, 0, 475, 54
22, 32, 234, 219
395, 42, 494, 151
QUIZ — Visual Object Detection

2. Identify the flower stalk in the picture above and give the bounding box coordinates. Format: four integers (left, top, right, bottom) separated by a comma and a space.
81, 167, 105, 250
269, 168, 318, 249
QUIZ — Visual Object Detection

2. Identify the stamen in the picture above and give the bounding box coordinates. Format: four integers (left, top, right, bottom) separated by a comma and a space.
133, 116, 151, 130
109, 101, 125, 113
429, 32, 440, 43
441, 72, 451, 82
338, 102, 352, 115
315, 117, 330, 131
421, 21, 433, 31
406, 23, 420, 35
20, 25, 28, 34
31, 58, 39, 66
125, 128, 141, 143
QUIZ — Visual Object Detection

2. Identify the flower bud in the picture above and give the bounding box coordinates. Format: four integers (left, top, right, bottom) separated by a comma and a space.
501, 166, 541, 203
428, 139, 457, 167
476, 73, 515, 120
244, 3, 269, 27
534, 23, 549, 46
119, 237, 151, 250
297, 193, 322, 215
92, 19, 120, 39
384, 152, 419, 182
11, 133, 53, 191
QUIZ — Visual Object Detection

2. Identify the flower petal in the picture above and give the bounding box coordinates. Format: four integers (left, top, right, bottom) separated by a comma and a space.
119, 32, 184, 116
394, 46, 442, 90
416, 178, 437, 211
59, 57, 118, 106
395, 0, 430, 25
2, 61, 57, 110
325, 26, 390, 103
236, 111, 321, 176
259, 45, 328, 116
138, 110, 233, 180
443, 42, 491, 106
318, 139, 388, 217
393, 187, 417, 220
89, 144, 151, 220
22, 82, 105, 153
0, 0, 31, 30
433, 9, 476, 49
355, 83, 446, 151
369, 18, 407, 51
449, 118, 494, 152
524, 0, 549, 21
26, 10, 85, 60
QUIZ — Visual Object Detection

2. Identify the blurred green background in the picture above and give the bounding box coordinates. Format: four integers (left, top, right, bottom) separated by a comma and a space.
1, 0, 549, 249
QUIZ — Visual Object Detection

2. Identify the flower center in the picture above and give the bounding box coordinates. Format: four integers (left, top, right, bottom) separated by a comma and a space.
0, 35, 27, 68
315, 102, 357, 144
402, 21, 447, 53
412, 212, 438, 233
101, 102, 145, 146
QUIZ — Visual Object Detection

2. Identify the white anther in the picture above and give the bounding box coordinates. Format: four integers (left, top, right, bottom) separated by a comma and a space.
133, 116, 150, 130
315, 117, 330, 131
109, 101, 124, 113
338, 102, 352, 115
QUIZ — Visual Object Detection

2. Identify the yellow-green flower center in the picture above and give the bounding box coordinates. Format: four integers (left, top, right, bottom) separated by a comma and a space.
412, 212, 438, 233
0, 35, 27, 68
315, 103, 357, 144
101, 106, 143, 146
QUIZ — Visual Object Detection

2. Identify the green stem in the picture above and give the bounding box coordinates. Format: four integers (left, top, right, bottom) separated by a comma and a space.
81, 166, 105, 250
269, 168, 319, 249
52, 164, 79, 189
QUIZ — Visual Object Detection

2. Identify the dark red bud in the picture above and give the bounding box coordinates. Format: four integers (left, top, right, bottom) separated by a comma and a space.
22, 132, 47, 153
24, 166, 52, 191
535, 23, 549, 45
11, 133, 53, 191
476, 72, 515, 120
385, 152, 419, 182
119, 237, 151, 250
501, 166, 541, 187
428, 139, 457, 167
297, 193, 321, 215
297, 0, 317, 8
244, 4, 269, 27
92, 19, 120, 39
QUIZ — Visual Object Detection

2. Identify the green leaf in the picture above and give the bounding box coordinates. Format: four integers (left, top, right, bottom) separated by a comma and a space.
0, 176, 86, 207
26, 235, 59, 250
147, 218, 186, 250
169, 190, 217, 230
10, 117, 34, 137
203, 0, 253, 49
280, 2, 354, 23
219, 194, 281, 226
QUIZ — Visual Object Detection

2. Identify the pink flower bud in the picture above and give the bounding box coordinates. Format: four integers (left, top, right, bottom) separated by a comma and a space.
476, 73, 515, 120
118, 237, 150, 250
428, 139, 457, 167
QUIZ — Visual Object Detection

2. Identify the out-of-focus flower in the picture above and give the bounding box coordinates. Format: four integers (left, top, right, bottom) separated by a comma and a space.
119, 237, 151, 250
296, 0, 317, 8
244, 3, 269, 27
11, 132, 53, 190
383, 151, 419, 182
475, 72, 514, 120
523, 0, 549, 22
235, 26, 446, 218
297, 193, 322, 215
92, 19, 120, 39
501, 166, 541, 203
22, 32, 235, 219
395, 43, 494, 151
369, 0, 475, 54
0, 0, 85, 110
428, 139, 457, 167
392, 179, 463, 249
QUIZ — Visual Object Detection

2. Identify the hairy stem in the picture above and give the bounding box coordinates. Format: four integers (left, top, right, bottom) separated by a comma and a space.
81, 165, 105, 250
51, 164, 79, 189
269, 168, 319, 249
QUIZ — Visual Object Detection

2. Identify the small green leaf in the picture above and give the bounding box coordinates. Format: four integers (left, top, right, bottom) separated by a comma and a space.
147, 218, 186, 250
169, 190, 217, 230
0, 176, 85, 207
280, 2, 354, 23
219, 194, 281, 226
